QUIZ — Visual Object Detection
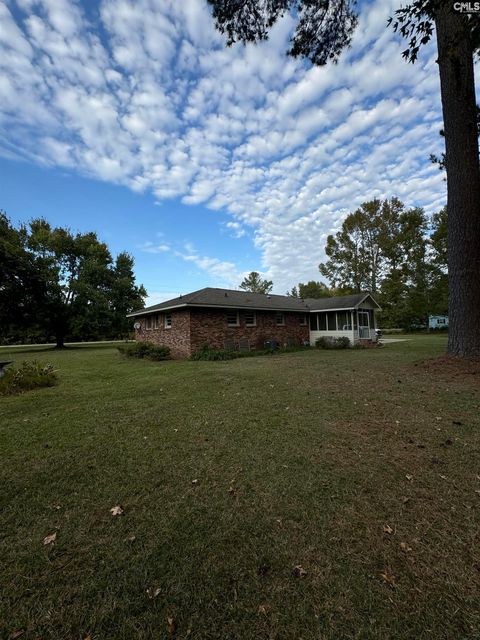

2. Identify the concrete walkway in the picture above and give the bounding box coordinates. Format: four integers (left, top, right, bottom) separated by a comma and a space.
380, 338, 411, 344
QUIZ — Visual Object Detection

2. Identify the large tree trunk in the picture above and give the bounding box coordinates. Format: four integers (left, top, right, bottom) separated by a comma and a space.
55, 333, 65, 349
435, 3, 480, 358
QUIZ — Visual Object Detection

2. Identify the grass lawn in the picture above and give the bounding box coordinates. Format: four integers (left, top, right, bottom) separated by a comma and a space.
1, 337, 479, 639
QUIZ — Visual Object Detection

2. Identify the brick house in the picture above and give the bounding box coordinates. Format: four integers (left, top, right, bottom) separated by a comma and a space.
127, 287, 380, 359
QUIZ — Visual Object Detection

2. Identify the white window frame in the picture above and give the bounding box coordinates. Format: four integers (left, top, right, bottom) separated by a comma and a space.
245, 311, 256, 327
226, 310, 240, 327
164, 313, 172, 329
275, 312, 285, 326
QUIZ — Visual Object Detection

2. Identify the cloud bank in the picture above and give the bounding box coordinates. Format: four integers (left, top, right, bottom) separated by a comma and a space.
1, 0, 447, 291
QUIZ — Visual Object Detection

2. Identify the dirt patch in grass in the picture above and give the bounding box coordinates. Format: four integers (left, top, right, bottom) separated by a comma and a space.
420, 355, 480, 376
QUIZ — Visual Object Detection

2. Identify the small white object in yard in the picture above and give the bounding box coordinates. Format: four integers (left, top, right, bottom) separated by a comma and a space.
191, 479, 198, 485
43, 532, 57, 545
110, 505, 124, 516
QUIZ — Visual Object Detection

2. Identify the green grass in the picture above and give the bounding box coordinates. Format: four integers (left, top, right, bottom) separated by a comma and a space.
1, 336, 479, 639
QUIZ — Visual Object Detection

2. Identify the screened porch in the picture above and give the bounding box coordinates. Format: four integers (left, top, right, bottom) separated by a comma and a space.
309, 308, 378, 345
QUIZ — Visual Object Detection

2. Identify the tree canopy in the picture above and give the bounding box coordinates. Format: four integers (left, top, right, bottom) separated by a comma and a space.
318, 198, 447, 328
239, 271, 273, 294
1, 214, 146, 346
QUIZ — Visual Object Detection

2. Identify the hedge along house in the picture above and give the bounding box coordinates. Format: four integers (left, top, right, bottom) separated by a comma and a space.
127, 288, 380, 359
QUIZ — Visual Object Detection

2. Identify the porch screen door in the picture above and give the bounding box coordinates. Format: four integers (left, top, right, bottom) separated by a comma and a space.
358, 310, 370, 338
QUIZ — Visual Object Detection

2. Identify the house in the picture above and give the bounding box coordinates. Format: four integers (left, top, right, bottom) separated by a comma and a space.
127, 288, 381, 358
428, 314, 449, 329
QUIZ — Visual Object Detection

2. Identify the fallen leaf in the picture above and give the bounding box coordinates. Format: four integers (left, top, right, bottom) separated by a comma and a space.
258, 604, 269, 616
43, 532, 57, 546
402, 496, 411, 504
405, 474, 413, 481
380, 572, 396, 587
474, 489, 480, 496
439, 474, 448, 480
292, 565, 307, 578
146, 587, 161, 599
191, 479, 198, 485
166, 616, 177, 635
126, 534, 136, 542
110, 505, 124, 516
383, 524, 394, 535
84, 635, 92, 640
399, 542, 413, 553
228, 486, 237, 496
9, 631, 24, 639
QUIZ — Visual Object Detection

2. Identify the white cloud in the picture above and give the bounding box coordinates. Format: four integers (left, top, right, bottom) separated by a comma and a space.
0, 0, 450, 292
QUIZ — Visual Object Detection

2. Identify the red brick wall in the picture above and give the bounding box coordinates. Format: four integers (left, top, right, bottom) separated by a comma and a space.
134, 309, 191, 358
134, 307, 310, 358
189, 308, 309, 353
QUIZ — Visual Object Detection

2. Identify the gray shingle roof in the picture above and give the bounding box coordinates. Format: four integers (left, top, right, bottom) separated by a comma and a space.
305, 293, 378, 311
128, 288, 379, 317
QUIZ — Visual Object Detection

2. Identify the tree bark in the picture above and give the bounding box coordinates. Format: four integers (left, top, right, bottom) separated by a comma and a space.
55, 333, 65, 349
435, 3, 480, 358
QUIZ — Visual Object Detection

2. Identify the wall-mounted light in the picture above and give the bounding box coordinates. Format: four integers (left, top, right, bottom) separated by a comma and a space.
134, 322, 141, 330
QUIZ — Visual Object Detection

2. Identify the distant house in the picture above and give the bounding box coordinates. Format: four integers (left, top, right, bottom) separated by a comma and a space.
429, 314, 449, 329
127, 288, 381, 358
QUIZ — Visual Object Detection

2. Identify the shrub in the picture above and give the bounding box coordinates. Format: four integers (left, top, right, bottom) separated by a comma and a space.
117, 341, 171, 361
0, 360, 58, 395
335, 336, 351, 349
315, 336, 351, 350
190, 346, 238, 361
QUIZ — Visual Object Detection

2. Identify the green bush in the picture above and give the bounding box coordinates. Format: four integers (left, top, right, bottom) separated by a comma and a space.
117, 341, 171, 361
0, 360, 58, 395
190, 344, 311, 361
190, 346, 238, 361
315, 336, 351, 350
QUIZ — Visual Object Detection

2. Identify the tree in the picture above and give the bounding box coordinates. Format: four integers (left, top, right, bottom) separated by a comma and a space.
21, 219, 146, 347
319, 199, 403, 293
239, 271, 273, 294
110, 252, 147, 338
0, 212, 46, 342
318, 198, 432, 328
208, 0, 480, 358
287, 280, 331, 298
429, 207, 448, 315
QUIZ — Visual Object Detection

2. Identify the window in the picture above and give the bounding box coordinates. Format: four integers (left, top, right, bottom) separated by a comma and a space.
145, 316, 153, 330
310, 314, 318, 331
299, 314, 307, 326
438, 318, 446, 325
275, 312, 285, 326
245, 311, 256, 326
327, 311, 337, 331
318, 313, 327, 331
164, 314, 172, 328
152, 314, 159, 330
337, 311, 349, 330
227, 310, 239, 326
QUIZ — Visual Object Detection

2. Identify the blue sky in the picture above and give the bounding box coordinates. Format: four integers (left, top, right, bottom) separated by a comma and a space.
0, 0, 448, 305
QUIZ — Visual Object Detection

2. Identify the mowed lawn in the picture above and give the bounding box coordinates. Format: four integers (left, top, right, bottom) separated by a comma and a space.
1, 337, 480, 640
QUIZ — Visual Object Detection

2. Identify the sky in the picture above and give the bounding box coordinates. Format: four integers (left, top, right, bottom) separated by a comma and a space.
0, 0, 449, 305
